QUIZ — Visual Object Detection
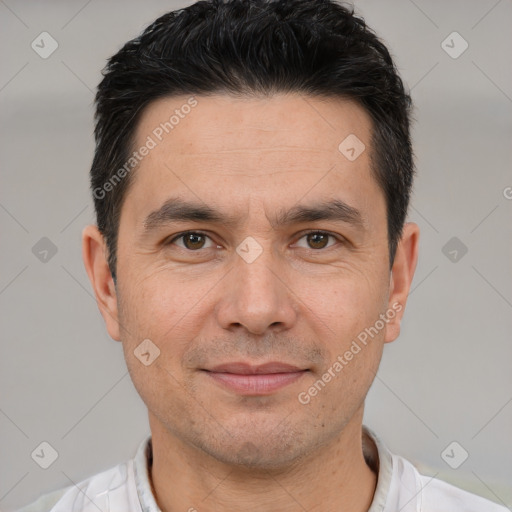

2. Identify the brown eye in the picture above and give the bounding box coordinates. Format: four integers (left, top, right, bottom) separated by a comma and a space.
306, 232, 330, 249
170, 232, 214, 251
182, 233, 206, 250
292, 231, 341, 251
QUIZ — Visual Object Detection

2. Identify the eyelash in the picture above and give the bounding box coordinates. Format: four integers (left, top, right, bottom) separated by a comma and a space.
166, 230, 342, 251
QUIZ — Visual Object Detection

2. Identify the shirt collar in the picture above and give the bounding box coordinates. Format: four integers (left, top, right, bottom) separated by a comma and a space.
363, 425, 394, 512
133, 425, 394, 512
133, 433, 161, 512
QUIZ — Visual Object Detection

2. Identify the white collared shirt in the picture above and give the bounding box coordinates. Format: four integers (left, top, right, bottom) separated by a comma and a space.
18, 426, 508, 511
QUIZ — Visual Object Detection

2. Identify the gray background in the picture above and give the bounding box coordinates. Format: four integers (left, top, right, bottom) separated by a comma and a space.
1, 0, 511, 510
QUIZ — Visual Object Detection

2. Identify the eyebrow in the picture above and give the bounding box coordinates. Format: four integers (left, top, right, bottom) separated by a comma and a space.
274, 199, 364, 229
142, 196, 365, 233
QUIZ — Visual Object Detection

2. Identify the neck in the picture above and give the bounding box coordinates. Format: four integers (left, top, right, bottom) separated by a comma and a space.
149, 410, 378, 512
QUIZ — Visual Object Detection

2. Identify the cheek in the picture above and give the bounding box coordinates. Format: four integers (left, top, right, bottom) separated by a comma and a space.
117, 276, 197, 411
124, 269, 206, 327
301, 268, 387, 342
118, 270, 216, 374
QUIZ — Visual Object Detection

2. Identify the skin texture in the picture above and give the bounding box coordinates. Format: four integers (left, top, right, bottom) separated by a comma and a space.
83, 93, 419, 512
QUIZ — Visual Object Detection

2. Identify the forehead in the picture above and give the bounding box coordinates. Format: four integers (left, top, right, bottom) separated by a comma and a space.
124, 93, 381, 226
134, 93, 372, 160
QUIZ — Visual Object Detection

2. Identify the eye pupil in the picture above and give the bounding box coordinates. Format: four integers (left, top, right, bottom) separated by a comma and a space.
184, 233, 205, 250
308, 233, 329, 249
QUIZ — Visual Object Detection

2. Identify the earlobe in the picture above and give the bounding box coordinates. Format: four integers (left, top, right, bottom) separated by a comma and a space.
82, 225, 121, 341
384, 222, 420, 343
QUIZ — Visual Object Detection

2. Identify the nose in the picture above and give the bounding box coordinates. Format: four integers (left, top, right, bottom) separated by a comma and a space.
215, 244, 298, 336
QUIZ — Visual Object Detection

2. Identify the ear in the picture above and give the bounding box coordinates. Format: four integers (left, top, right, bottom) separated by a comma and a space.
384, 222, 420, 343
82, 225, 121, 341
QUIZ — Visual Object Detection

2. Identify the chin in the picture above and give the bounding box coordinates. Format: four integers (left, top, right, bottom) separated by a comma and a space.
189, 418, 314, 471
209, 440, 304, 471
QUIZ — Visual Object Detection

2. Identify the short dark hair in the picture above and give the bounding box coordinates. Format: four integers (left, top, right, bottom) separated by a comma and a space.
91, 0, 414, 282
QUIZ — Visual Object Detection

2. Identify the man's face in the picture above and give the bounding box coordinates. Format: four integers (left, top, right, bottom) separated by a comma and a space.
100, 94, 403, 468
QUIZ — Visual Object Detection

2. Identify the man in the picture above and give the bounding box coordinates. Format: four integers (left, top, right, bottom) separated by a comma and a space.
19, 0, 507, 510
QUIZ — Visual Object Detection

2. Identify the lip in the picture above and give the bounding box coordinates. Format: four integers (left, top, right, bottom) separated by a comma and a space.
208, 362, 304, 374
202, 362, 308, 395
